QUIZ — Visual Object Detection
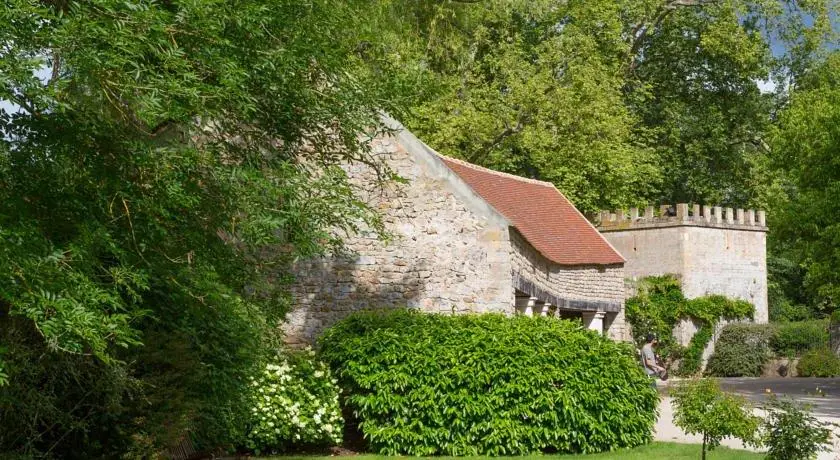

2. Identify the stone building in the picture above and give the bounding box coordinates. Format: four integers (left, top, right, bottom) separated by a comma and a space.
597, 203, 768, 367
596, 203, 768, 324
284, 117, 628, 344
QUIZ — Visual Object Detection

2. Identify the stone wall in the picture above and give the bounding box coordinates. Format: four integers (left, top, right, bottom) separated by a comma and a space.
284, 132, 514, 344
599, 204, 768, 324
682, 226, 768, 323
509, 230, 627, 340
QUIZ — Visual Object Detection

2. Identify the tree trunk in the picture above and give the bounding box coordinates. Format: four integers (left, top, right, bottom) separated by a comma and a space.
702, 434, 707, 460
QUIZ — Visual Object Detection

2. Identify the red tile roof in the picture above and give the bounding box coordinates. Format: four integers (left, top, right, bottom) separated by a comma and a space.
439, 156, 625, 266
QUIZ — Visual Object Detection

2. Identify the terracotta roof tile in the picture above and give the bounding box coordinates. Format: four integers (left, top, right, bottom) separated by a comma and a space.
439, 156, 625, 266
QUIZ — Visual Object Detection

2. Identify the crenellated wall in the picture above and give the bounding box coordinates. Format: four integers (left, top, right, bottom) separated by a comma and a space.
598, 203, 766, 231
597, 203, 768, 324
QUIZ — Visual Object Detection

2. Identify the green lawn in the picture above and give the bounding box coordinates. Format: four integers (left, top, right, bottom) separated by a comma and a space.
266, 442, 763, 459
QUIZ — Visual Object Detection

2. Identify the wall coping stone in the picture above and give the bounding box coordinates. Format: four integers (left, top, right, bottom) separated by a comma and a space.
597, 203, 768, 233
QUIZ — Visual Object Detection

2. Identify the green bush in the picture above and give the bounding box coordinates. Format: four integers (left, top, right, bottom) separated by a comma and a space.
246, 349, 343, 454
797, 348, 840, 377
763, 397, 833, 460
706, 324, 774, 377
319, 310, 659, 456
769, 301, 813, 322
770, 320, 829, 357
671, 379, 761, 459
625, 276, 753, 376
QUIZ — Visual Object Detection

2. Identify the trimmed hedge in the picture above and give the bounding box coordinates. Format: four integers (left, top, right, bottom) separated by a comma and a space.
706, 321, 831, 377
797, 348, 840, 378
770, 320, 830, 357
705, 324, 774, 377
319, 310, 658, 456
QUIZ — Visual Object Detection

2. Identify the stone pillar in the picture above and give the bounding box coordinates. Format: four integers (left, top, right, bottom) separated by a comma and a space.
703, 205, 712, 222
746, 209, 756, 226
692, 204, 701, 218
736, 208, 745, 225
713, 206, 723, 223
616, 209, 626, 222
524, 297, 537, 316
582, 311, 606, 335
629, 207, 639, 220
599, 210, 611, 224
644, 206, 655, 219
757, 210, 766, 227
515, 296, 537, 316
540, 303, 551, 317
725, 207, 734, 224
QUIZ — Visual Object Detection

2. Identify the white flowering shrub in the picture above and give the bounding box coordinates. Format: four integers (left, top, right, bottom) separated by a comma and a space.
246, 348, 343, 453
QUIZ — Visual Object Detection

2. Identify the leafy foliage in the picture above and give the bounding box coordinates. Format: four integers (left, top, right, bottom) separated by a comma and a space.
772, 52, 840, 317
762, 397, 834, 460
0, 0, 394, 456
246, 349, 343, 454
705, 324, 774, 377
625, 276, 753, 375
797, 348, 840, 378
770, 320, 830, 357
706, 320, 831, 377
366, 0, 837, 212
319, 309, 658, 456
671, 378, 761, 460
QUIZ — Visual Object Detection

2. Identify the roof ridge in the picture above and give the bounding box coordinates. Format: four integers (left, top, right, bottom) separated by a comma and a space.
435, 153, 555, 187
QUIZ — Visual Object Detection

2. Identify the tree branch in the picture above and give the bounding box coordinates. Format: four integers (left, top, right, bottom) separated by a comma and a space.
467, 113, 528, 163
626, 0, 721, 74
48, 52, 61, 87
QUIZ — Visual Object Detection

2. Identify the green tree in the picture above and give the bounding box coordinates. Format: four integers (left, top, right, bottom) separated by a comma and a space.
771, 52, 840, 316
763, 397, 834, 460
671, 378, 761, 460
0, 0, 392, 456
367, 0, 836, 212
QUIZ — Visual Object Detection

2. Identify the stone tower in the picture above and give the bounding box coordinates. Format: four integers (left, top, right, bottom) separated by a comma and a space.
596, 203, 768, 324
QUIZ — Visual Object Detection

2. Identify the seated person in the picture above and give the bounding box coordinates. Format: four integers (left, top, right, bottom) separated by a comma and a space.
641, 333, 667, 380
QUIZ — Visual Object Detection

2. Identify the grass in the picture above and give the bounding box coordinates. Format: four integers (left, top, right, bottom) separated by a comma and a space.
266, 442, 763, 460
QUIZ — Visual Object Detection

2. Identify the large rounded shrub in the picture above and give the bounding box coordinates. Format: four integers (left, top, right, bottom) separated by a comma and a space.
770, 320, 830, 357
318, 310, 658, 456
797, 348, 840, 377
706, 323, 773, 377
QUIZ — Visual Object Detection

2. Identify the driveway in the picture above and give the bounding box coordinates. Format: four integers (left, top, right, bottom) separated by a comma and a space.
654, 378, 840, 459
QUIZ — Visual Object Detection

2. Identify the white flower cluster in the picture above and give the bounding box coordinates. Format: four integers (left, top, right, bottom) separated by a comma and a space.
246, 349, 344, 452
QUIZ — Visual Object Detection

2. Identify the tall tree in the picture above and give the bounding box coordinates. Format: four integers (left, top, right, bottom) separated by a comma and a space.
771, 52, 840, 315
368, 0, 836, 212
0, 0, 392, 456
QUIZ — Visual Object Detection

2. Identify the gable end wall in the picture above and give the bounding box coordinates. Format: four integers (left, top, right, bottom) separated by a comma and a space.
284, 135, 515, 345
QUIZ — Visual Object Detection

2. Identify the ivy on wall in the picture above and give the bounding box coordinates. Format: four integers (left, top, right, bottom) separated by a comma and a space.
625, 276, 754, 376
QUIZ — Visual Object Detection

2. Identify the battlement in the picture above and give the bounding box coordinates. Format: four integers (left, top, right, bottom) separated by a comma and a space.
597, 203, 767, 232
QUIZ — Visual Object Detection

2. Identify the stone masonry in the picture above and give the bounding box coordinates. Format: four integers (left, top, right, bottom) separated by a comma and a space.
597, 203, 769, 366
510, 230, 627, 340
597, 203, 768, 323
284, 117, 628, 344
284, 132, 513, 344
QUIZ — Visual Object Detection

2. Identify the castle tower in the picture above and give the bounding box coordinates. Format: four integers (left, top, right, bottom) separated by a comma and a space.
596, 203, 768, 323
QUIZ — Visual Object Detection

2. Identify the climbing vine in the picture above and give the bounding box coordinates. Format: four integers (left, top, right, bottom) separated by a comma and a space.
625, 276, 754, 375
